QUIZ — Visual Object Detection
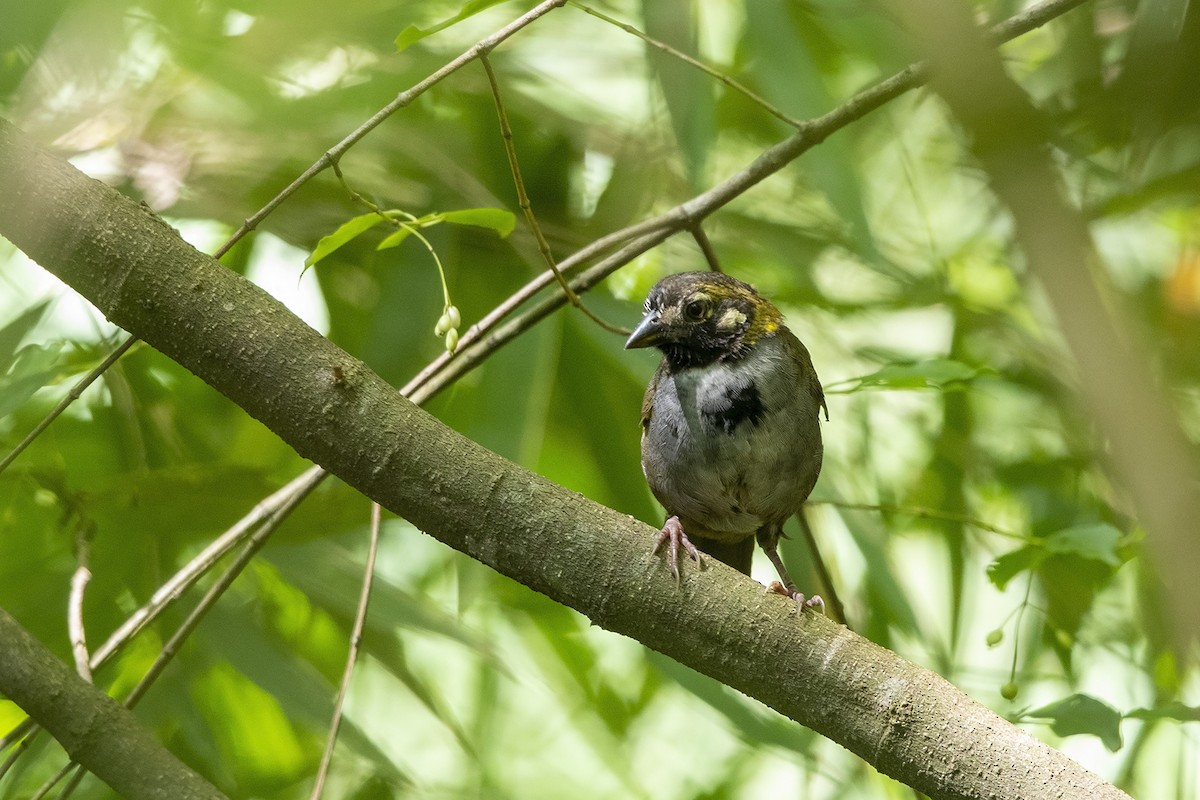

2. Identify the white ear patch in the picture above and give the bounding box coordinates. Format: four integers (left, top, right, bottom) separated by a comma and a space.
717, 308, 747, 329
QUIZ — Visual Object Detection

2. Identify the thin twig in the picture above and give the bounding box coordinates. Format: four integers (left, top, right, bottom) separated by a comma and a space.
218, 0, 569, 259
309, 503, 383, 800
128, 487, 313, 708
53, 763, 85, 799
570, 2, 805, 130
36, 474, 319, 800
0, 728, 40, 781
690, 226, 723, 273
29, 762, 69, 800
479, 53, 577, 304
823, 500, 1026, 541
67, 524, 93, 683
91, 465, 329, 669
797, 511, 846, 624
479, 53, 627, 335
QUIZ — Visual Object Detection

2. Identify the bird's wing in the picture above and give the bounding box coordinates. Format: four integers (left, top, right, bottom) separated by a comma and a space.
640, 361, 667, 434
782, 327, 828, 421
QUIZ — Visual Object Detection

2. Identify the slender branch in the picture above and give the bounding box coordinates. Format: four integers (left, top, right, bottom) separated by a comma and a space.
92, 465, 327, 668
479, 53, 577, 303
824, 500, 1027, 541
689, 225, 723, 273
31, 761, 74, 799
478, 53, 626, 335
0, 727, 40, 781
571, 2, 804, 129
796, 511, 845, 624
32, 472, 320, 798
67, 524, 93, 683
309, 503, 383, 800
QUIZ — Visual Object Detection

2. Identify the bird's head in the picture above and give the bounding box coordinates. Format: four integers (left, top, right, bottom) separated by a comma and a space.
625, 271, 784, 369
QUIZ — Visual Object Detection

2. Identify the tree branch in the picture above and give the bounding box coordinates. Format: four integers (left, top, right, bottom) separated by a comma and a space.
0, 118, 1129, 800
0, 607, 227, 800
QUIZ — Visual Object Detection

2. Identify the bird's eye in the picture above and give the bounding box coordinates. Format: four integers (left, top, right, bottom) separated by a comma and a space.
684, 299, 709, 320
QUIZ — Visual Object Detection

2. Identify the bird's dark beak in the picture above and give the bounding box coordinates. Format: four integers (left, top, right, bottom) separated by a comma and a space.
625, 312, 667, 349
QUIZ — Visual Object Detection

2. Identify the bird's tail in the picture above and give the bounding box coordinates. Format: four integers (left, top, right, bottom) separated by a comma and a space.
692, 534, 755, 576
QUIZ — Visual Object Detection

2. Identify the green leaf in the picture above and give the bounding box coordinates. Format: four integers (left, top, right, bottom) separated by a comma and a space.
1025, 693, 1123, 752
986, 524, 1123, 589
825, 359, 990, 394
395, 0, 509, 52
643, 0, 714, 190
986, 545, 1043, 590
1125, 702, 1200, 722
0, 342, 65, 419
376, 226, 415, 251
374, 208, 514, 251
305, 212, 387, 266
0, 301, 50, 374
439, 207, 516, 237
1042, 523, 1123, 566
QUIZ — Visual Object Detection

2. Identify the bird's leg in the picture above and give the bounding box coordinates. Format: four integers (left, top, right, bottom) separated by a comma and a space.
653, 516, 704, 584
757, 526, 825, 613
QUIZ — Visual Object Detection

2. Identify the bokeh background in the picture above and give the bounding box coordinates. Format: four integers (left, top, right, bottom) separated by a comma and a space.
2, 0, 1198, 797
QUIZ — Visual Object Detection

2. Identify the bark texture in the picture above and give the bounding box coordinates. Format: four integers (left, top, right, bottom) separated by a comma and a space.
0, 608, 227, 800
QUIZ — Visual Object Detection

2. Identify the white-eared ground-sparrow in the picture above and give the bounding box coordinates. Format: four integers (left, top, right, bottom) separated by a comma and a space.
626, 271, 826, 610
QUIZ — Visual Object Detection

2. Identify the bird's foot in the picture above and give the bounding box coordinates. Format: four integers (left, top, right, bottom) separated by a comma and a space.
652, 516, 704, 584
768, 581, 825, 614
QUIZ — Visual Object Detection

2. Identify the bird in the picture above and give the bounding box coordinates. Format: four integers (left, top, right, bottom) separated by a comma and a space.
625, 271, 827, 610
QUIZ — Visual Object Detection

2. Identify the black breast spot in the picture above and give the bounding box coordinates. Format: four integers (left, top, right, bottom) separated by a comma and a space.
703, 381, 764, 434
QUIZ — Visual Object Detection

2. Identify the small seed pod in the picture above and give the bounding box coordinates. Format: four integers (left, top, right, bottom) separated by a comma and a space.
434, 313, 451, 337
445, 328, 459, 353
1000, 682, 1019, 700
446, 305, 461, 329
985, 629, 1003, 647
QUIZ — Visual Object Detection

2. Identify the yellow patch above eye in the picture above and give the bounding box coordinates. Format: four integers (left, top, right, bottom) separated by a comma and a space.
717, 308, 747, 329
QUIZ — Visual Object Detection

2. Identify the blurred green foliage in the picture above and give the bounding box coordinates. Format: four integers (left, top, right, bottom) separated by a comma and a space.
1, 0, 1199, 797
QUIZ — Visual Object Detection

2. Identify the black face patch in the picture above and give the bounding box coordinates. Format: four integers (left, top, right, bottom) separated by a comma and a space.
703, 380, 764, 434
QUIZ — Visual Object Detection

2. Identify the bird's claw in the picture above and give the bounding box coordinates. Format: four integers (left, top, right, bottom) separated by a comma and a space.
653, 516, 703, 584
768, 581, 825, 614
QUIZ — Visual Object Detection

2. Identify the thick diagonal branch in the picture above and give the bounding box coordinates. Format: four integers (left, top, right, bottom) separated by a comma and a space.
0, 607, 226, 800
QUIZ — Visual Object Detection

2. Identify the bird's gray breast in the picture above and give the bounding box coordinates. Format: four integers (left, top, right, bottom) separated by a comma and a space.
641, 336, 822, 538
